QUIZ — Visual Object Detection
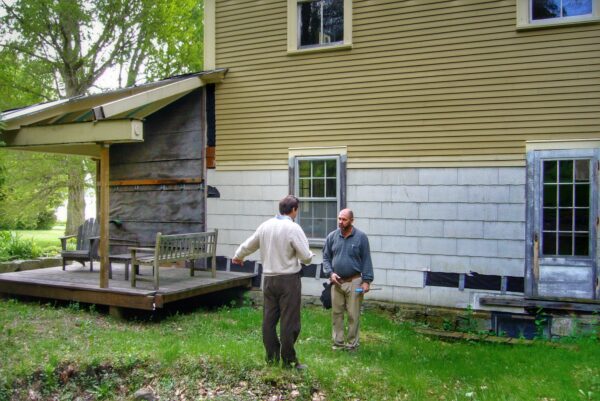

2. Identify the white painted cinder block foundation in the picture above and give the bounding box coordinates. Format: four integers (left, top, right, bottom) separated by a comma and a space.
206, 167, 526, 310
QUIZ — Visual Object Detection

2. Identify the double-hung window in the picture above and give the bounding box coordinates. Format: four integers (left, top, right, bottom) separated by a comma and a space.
517, 0, 600, 28
295, 157, 340, 240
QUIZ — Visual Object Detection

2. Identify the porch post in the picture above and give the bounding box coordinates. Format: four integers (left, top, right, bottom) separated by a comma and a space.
99, 144, 110, 288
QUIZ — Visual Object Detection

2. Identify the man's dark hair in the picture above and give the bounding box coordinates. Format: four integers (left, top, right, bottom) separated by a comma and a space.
279, 195, 299, 215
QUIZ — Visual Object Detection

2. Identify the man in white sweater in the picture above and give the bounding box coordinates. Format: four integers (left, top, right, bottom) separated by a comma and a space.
232, 195, 314, 369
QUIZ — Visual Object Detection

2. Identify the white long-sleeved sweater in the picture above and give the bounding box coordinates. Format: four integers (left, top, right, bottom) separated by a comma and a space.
233, 215, 314, 275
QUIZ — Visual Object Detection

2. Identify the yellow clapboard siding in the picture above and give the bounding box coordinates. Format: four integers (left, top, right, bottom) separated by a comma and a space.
213, 0, 600, 168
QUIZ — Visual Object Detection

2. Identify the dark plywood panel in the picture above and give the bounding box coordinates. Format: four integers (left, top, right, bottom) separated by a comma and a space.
110, 187, 204, 222
110, 159, 203, 181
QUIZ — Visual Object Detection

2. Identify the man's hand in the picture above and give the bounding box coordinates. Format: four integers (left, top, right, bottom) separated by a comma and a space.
360, 282, 370, 293
232, 257, 244, 265
330, 272, 341, 285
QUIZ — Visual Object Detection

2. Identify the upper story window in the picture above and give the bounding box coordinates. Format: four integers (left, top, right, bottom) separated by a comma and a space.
533, 0, 592, 20
517, 0, 600, 29
287, 0, 352, 54
298, 0, 344, 48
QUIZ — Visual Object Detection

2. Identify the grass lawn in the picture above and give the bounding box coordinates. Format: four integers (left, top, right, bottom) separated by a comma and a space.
0, 297, 598, 401
11, 225, 65, 250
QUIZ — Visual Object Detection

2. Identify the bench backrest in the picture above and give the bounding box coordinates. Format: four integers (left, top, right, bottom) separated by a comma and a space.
153, 231, 218, 263
76, 218, 99, 252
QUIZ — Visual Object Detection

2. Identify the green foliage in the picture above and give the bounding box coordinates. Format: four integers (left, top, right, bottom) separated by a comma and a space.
0, 231, 41, 261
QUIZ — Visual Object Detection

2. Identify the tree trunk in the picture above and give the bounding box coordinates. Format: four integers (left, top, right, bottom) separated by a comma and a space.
65, 159, 86, 235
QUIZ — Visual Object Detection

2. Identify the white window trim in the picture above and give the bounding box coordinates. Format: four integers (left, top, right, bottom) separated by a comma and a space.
516, 0, 600, 30
287, 0, 352, 55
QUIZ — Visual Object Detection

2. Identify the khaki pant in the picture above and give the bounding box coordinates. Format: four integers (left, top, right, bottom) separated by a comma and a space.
331, 276, 363, 349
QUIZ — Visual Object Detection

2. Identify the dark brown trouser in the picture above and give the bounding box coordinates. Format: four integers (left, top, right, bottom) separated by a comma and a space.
262, 272, 301, 366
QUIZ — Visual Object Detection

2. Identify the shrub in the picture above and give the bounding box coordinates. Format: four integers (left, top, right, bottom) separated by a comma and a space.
0, 231, 41, 261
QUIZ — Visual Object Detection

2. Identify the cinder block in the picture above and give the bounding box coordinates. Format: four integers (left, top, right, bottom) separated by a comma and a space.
469, 257, 525, 276
241, 170, 273, 185
458, 168, 498, 185
402, 253, 431, 269
232, 185, 263, 200
369, 218, 406, 235
483, 222, 525, 240
444, 221, 484, 239
372, 253, 394, 268
405, 220, 444, 237
381, 202, 419, 219
419, 168, 458, 185
468, 186, 510, 203
270, 170, 288, 186
380, 235, 419, 253
418, 237, 457, 255
392, 286, 432, 305
351, 201, 383, 218
428, 186, 469, 203
457, 204, 498, 221
388, 269, 426, 288
347, 170, 383, 185
497, 204, 525, 222
261, 185, 286, 200
457, 239, 498, 257
509, 185, 525, 204
498, 168, 526, 185
430, 255, 471, 272
381, 169, 419, 185
497, 240, 525, 258
353, 185, 392, 201
391, 186, 429, 202
418, 203, 457, 220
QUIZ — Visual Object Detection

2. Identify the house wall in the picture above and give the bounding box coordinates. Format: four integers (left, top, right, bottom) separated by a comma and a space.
207, 166, 525, 308
208, 0, 600, 307
212, 0, 600, 171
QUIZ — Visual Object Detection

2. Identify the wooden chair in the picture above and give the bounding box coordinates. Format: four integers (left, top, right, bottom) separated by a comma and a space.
59, 218, 100, 271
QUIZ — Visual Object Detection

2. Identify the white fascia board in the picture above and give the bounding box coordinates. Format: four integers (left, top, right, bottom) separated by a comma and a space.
94, 76, 205, 120
2, 119, 143, 147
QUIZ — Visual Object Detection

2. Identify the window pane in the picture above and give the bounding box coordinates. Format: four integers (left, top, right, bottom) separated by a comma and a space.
299, 2, 321, 47
558, 233, 573, 255
559, 160, 573, 183
299, 178, 311, 197
313, 178, 325, 197
543, 208, 557, 230
563, 0, 592, 16
574, 233, 589, 256
558, 184, 573, 207
299, 160, 311, 177
532, 0, 561, 20
575, 159, 590, 182
326, 159, 336, 177
543, 185, 557, 207
322, 0, 344, 43
313, 160, 325, 177
543, 160, 557, 183
558, 209, 573, 231
313, 201, 326, 218
574, 208, 589, 231
575, 184, 589, 207
326, 178, 337, 197
543, 232, 556, 255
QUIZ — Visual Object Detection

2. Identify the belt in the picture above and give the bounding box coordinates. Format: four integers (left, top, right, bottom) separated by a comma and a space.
338, 273, 361, 283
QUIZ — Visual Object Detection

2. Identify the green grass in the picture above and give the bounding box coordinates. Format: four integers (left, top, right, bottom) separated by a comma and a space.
12, 224, 65, 250
0, 297, 598, 401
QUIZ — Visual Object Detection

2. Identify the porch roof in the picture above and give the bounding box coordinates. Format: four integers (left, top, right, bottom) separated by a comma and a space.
0, 69, 226, 157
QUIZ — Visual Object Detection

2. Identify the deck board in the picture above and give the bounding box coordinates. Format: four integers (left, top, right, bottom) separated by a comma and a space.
0, 263, 256, 310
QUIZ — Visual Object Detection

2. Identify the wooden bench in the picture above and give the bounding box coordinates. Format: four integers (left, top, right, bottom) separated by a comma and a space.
130, 230, 218, 289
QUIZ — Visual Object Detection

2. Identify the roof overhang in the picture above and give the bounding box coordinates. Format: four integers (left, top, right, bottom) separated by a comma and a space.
0, 69, 227, 157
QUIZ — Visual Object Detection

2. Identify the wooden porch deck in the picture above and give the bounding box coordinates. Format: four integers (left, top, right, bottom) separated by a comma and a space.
0, 262, 255, 311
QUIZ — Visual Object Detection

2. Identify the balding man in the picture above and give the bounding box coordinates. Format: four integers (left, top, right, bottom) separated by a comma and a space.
322, 208, 374, 351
